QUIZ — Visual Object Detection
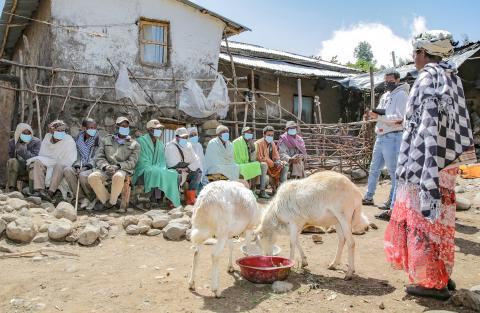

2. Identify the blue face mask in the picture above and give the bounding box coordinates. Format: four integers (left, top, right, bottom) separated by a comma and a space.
189, 136, 199, 144
153, 129, 162, 138
53, 131, 66, 140
20, 134, 32, 143
86, 129, 97, 137
220, 133, 230, 142
118, 127, 130, 136
265, 135, 274, 144
287, 128, 297, 136
178, 138, 188, 147
243, 133, 254, 140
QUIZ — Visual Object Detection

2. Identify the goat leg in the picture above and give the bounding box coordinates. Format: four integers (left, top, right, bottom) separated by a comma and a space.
227, 239, 234, 273
328, 223, 345, 270
189, 245, 200, 290
211, 238, 226, 298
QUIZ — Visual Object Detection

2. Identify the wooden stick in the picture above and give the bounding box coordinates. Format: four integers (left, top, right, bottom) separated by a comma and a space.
127, 66, 155, 104
58, 72, 76, 119
276, 76, 282, 120
251, 69, 256, 138
223, 31, 240, 138
43, 72, 55, 128
33, 85, 42, 139
19, 52, 25, 122
297, 78, 303, 121
369, 66, 375, 110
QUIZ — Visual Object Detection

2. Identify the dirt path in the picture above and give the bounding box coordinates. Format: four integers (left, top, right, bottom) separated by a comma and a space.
1, 181, 479, 313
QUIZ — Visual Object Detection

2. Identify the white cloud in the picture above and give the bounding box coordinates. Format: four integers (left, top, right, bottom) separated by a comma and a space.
318, 16, 428, 67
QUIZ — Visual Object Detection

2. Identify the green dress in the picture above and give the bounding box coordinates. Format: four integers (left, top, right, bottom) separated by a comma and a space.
232, 137, 261, 180
133, 134, 180, 207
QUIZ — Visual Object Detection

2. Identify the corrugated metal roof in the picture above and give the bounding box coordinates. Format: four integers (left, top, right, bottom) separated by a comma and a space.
221, 40, 362, 74
219, 52, 354, 79
0, 0, 249, 59
340, 42, 480, 90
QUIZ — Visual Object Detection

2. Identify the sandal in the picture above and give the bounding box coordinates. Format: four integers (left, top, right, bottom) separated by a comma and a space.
405, 284, 451, 301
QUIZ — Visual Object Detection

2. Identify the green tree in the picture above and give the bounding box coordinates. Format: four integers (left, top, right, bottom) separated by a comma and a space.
354, 41, 374, 62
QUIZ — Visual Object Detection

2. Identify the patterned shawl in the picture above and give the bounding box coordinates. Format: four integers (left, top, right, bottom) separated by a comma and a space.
396, 61, 474, 221
278, 132, 307, 155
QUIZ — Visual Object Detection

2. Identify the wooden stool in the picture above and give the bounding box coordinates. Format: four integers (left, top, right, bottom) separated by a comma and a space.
120, 176, 132, 210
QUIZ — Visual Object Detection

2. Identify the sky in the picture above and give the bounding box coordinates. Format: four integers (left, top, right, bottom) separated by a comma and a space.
1, 0, 479, 67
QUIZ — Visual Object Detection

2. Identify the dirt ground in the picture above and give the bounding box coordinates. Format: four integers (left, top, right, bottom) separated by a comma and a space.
1, 179, 479, 313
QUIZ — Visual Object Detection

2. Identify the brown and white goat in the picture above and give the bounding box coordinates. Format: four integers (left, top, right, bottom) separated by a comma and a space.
188, 180, 261, 297
255, 171, 369, 279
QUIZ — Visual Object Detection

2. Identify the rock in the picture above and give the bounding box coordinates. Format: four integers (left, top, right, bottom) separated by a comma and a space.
125, 225, 141, 235
351, 169, 368, 180
0, 218, 6, 235
122, 216, 139, 228
302, 226, 325, 234
0, 244, 15, 253
169, 217, 191, 227
77, 224, 100, 246
6, 217, 36, 242
186, 228, 192, 241
379, 302, 385, 310
146, 229, 162, 236
137, 225, 150, 234
6, 198, 29, 210
0, 194, 8, 201
472, 194, 480, 209
126, 208, 135, 214
456, 196, 472, 211
65, 234, 78, 242
109, 212, 121, 218
2, 205, 14, 213
33, 234, 49, 243
26, 196, 42, 205
201, 119, 220, 130
38, 224, 49, 233
40, 202, 55, 212
168, 208, 184, 219
455, 186, 466, 193
54, 202, 77, 222
30, 207, 47, 215
471, 285, 480, 292
144, 209, 167, 219
184, 205, 194, 218
271, 281, 293, 293
48, 218, 73, 240
5, 191, 25, 200
312, 234, 323, 244
163, 223, 187, 241
151, 215, 170, 229
138, 217, 152, 228
19, 207, 30, 217
1, 213, 17, 223
451, 289, 480, 312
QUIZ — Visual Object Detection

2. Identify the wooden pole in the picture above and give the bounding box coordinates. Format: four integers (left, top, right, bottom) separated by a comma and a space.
391, 51, 397, 68
297, 78, 303, 121
43, 71, 55, 128
251, 69, 256, 139
33, 85, 42, 139
223, 31, 239, 137
369, 67, 375, 111
19, 52, 25, 122
276, 76, 281, 120
58, 72, 76, 119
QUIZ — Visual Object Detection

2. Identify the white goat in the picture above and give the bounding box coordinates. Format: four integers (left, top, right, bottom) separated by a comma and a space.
255, 171, 369, 280
188, 180, 260, 297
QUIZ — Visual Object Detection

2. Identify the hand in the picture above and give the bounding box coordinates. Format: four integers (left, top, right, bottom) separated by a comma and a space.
368, 111, 378, 119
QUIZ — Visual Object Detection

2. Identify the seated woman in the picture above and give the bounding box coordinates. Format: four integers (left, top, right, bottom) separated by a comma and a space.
133, 119, 181, 208
232, 126, 261, 189
204, 125, 239, 181
278, 121, 307, 179
6, 123, 41, 192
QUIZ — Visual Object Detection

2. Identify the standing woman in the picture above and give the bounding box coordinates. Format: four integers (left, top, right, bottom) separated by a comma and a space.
384, 31, 476, 300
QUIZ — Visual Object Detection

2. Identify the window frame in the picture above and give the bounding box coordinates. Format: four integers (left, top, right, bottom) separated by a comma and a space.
139, 18, 170, 67
293, 95, 314, 124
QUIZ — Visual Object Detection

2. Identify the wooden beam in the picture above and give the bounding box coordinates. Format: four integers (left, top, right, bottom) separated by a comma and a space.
223, 30, 239, 137
297, 78, 302, 121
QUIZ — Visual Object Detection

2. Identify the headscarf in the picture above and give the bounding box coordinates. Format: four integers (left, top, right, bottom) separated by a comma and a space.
187, 127, 198, 135
412, 30, 454, 58
278, 131, 307, 155
48, 120, 67, 132
14, 123, 33, 143
216, 125, 229, 135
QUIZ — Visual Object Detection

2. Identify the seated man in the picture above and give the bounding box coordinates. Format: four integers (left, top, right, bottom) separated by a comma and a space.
63, 118, 99, 210
165, 127, 202, 205
232, 126, 261, 189
6, 123, 41, 192
187, 127, 207, 187
278, 121, 307, 179
133, 119, 181, 207
88, 117, 140, 210
28, 120, 77, 201
205, 125, 239, 181
255, 126, 288, 197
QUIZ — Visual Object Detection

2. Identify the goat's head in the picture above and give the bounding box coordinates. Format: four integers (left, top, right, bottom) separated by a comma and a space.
254, 224, 276, 256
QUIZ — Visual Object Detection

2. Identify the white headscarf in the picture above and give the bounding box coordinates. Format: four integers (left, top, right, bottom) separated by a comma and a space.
14, 123, 33, 143
412, 30, 454, 58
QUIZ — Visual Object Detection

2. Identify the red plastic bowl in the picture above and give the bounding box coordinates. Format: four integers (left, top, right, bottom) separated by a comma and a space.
236, 256, 294, 284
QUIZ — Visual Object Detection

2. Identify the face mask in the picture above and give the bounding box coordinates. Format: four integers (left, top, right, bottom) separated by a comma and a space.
244, 133, 254, 140
265, 136, 274, 144
385, 81, 397, 91
20, 134, 32, 143
86, 129, 97, 137
153, 129, 162, 138
53, 131, 66, 140
178, 138, 188, 147
189, 136, 199, 144
221, 133, 230, 142
118, 127, 130, 136
287, 128, 297, 136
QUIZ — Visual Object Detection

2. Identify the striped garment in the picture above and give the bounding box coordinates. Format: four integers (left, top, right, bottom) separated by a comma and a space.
76, 131, 97, 164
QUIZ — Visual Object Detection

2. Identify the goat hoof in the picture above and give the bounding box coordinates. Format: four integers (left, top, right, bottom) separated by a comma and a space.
188, 282, 195, 290
213, 290, 221, 298
301, 261, 309, 268
227, 266, 234, 273
327, 263, 337, 270
344, 272, 354, 280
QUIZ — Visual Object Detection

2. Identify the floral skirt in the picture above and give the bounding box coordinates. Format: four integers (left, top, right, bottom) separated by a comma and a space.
384, 168, 458, 289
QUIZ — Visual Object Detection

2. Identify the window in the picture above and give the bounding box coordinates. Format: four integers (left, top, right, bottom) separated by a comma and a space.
248, 74, 260, 90
293, 96, 313, 124
139, 19, 169, 66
